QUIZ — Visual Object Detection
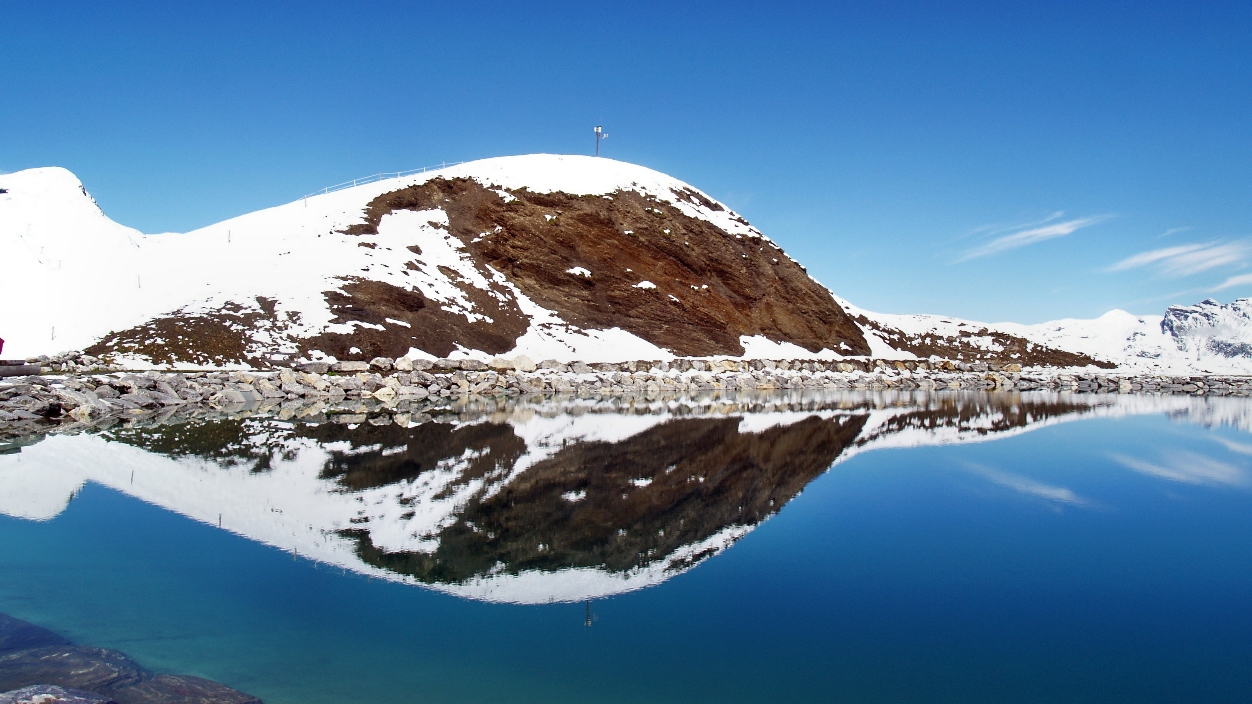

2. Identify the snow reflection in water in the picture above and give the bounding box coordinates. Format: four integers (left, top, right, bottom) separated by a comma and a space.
2, 389, 1249, 604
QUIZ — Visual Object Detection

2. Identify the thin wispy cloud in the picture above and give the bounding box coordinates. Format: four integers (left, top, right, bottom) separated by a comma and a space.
962, 462, 1090, 507
1213, 437, 1252, 456
1153, 226, 1193, 240
1212, 273, 1252, 291
956, 211, 1065, 242
957, 214, 1112, 262
1111, 451, 1248, 488
1108, 241, 1251, 278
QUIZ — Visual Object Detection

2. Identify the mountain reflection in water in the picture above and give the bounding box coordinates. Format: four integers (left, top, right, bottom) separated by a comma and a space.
2, 390, 1247, 603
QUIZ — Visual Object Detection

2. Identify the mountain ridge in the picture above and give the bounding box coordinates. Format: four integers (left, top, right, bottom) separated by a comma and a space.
2, 156, 1248, 374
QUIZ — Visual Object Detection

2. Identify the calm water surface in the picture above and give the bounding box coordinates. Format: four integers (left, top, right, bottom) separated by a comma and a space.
1, 391, 1250, 703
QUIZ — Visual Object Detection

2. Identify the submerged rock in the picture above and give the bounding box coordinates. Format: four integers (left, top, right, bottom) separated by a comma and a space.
0, 614, 261, 704
0, 684, 116, 704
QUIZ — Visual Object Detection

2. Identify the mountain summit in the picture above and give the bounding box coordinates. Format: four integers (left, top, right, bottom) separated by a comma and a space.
2, 156, 875, 365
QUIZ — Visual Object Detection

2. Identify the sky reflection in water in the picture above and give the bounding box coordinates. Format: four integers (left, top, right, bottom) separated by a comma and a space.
1, 390, 1250, 703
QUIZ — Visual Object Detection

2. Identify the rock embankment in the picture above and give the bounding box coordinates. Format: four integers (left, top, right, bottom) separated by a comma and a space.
2, 352, 1249, 438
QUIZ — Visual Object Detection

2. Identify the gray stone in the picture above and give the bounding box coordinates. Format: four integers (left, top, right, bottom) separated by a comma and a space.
177, 387, 203, 402
51, 388, 97, 410
297, 372, 329, 391
297, 361, 331, 374
280, 381, 307, 396
147, 392, 185, 407
397, 386, 430, 400
458, 359, 487, 371
333, 376, 363, 392
117, 393, 159, 409
369, 357, 394, 372
210, 389, 247, 405
332, 361, 370, 373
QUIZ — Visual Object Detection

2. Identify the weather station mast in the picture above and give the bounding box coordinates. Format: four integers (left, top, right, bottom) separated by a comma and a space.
594, 125, 607, 156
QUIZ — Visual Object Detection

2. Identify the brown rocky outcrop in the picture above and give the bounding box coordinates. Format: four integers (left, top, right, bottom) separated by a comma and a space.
302, 177, 872, 360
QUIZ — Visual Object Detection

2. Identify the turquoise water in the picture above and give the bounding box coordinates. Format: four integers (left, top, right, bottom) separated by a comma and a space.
2, 396, 1251, 702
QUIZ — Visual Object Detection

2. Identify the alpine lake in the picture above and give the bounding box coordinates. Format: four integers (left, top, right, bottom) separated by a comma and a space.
1, 389, 1250, 703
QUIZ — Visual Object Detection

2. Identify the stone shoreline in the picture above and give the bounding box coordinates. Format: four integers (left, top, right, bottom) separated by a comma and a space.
2, 353, 1250, 439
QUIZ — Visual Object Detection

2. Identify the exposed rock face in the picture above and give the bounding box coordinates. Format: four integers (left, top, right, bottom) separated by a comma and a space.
1161, 298, 1252, 358
307, 176, 871, 359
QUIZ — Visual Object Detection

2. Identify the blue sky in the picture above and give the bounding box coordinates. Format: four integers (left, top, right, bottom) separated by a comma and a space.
3, 1, 1250, 323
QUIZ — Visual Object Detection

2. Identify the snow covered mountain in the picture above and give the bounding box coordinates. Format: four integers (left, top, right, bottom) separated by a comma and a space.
0, 157, 871, 365
3, 156, 1251, 373
852, 298, 1252, 375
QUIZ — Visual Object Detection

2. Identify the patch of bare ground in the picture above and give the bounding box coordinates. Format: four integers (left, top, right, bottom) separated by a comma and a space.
853, 314, 1115, 369
85, 298, 290, 367
339, 177, 871, 357
301, 276, 529, 361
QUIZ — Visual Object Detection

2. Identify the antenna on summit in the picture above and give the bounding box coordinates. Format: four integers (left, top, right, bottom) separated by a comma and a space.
594, 125, 607, 156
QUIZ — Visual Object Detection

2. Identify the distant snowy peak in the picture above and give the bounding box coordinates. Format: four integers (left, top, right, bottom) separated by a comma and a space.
1162, 298, 1252, 358
844, 297, 1252, 374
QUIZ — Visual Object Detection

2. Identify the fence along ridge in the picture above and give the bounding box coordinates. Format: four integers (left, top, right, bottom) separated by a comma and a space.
305, 161, 465, 199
